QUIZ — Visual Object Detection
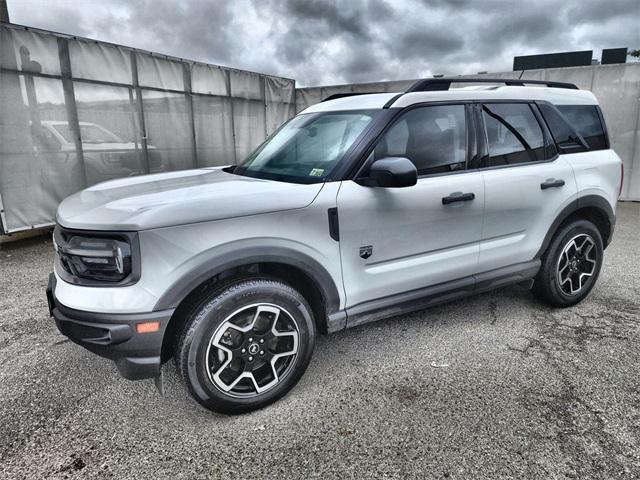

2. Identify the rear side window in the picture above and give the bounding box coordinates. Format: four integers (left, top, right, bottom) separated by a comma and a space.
374, 105, 467, 175
482, 103, 547, 167
556, 105, 607, 150
537, 103, 587, 153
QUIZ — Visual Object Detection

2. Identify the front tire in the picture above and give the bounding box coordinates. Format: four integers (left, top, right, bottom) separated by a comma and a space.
175, 278, 315, 414
532, 219, 603, 307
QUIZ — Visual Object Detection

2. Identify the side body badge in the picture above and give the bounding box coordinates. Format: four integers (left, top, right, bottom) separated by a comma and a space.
359, 245, 373, 260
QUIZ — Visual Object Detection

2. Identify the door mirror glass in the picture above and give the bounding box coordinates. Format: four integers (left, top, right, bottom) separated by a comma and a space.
362, 157, 417, 188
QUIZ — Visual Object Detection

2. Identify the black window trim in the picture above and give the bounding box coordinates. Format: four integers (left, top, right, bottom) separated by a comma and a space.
530, 101, 560, 159
595, 105, 610, 150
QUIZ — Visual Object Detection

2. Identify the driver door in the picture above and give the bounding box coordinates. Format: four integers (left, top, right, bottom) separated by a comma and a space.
336, 104, 485, 315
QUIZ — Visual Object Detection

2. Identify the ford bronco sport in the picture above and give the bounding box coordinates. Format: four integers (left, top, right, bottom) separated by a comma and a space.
47, 78, 623, 413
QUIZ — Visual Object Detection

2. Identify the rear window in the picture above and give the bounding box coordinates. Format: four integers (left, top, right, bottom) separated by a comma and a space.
556, 105, 607, 150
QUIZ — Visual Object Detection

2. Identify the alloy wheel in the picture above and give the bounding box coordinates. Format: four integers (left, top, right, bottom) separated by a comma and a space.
205, 304, 299, 398
556, 234, 598, 296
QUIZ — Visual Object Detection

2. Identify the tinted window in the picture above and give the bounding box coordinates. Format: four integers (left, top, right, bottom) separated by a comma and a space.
482, 103, 546, 166
556, 105, 607, 150
374, 105, 466, 175
538, 103, 587, 153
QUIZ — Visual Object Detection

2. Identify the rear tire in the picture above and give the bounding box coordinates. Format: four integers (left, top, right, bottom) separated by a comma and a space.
175, 278, 315, 414
532, 219, 603, 307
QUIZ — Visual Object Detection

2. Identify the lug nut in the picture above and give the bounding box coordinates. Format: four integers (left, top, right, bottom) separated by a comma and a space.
248, 356, 253, 361
241, 348, 246, 353
260, 350, 264, 355
249, 337, 253, 342
259, 339, 264, 344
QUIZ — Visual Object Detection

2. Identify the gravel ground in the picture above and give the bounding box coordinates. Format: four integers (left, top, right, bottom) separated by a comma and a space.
1, 202, 639, 480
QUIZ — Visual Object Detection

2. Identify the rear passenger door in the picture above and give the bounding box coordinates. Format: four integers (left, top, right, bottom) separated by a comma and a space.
477, 102, 578, 273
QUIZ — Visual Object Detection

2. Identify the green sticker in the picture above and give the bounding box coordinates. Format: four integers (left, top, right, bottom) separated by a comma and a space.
309, 168, 325, 177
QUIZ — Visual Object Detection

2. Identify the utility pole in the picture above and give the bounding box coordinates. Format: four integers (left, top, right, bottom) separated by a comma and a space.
0, 0, 9, 23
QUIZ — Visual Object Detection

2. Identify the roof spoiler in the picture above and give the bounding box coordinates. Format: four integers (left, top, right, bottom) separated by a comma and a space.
406, 77, 579, 92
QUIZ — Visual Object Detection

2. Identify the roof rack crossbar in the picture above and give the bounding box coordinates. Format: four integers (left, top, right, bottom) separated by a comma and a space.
406, 78, 579, 92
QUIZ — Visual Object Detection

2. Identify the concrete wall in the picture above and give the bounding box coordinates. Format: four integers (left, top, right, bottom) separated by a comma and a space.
296, 64, 640, 201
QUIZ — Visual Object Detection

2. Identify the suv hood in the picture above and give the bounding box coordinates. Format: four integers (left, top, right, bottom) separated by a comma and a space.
57, 167, 324, 231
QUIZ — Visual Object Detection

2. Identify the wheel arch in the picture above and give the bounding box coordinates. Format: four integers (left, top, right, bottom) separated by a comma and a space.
155, 247, 343, 362
536, 194, 615, 259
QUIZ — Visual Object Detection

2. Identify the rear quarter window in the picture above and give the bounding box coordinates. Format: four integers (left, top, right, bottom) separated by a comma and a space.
556, 105, 608, 151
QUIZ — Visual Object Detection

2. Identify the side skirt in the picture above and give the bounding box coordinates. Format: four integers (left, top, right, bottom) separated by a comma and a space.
339, 260, 541, 329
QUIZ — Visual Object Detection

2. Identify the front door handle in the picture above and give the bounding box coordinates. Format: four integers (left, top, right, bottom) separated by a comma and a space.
442, 192, 475, 205
540, 178, 565, 190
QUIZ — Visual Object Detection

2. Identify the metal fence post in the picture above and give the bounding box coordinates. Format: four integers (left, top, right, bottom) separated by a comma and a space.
226, 70, 238, 165
57, 37, 88, 188
183, 62, 199, 168
131, 52, 151, 173
262, 76, 268, 137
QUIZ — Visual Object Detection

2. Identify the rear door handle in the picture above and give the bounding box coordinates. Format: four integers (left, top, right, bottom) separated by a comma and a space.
540, 179, 565, 190
442, 192, 475, 205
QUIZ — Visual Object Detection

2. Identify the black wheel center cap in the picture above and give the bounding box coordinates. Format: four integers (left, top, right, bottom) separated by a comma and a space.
248, 343, 260, 355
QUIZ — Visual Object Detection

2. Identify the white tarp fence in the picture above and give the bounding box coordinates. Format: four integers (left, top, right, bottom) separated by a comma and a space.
0, 24, 295, 234
295, 64, 640, 201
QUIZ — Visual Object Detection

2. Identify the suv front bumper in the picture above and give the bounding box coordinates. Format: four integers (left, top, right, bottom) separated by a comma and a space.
47, 273, 175, 380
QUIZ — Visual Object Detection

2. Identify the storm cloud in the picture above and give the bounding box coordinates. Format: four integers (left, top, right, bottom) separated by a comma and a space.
7, 0, 640, 86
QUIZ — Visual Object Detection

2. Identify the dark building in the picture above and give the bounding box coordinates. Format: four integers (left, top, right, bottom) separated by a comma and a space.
601, 48, 628, 65
513, 51, 593, 71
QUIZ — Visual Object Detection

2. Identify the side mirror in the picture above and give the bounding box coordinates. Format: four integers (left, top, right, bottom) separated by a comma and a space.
360, 157, 417, 188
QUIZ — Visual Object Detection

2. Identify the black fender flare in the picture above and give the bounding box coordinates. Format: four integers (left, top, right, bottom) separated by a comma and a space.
153, 246, 341, 315
535, 194, 615, 258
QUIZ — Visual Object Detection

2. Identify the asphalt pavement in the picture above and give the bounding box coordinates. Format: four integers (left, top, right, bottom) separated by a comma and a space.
1, 202, 639, 479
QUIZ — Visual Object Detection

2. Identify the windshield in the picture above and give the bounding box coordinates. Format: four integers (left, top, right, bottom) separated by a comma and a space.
233, 110, 378, 183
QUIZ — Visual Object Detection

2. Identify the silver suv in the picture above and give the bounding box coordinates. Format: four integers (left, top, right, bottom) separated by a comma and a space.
47, 78, 623, 414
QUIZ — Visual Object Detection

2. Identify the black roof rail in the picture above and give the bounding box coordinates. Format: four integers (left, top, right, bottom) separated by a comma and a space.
406, 78, 579, 92
321, 92, 380, 102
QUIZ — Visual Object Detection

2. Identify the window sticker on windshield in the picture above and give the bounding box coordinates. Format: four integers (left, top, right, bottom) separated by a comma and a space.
309, 168, 324, 177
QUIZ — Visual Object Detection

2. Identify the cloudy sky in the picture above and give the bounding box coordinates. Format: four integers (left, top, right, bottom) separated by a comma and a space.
7, 0, 640, 86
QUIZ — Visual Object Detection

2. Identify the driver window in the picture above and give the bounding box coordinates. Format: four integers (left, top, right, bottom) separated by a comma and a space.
374, 105, 467, 175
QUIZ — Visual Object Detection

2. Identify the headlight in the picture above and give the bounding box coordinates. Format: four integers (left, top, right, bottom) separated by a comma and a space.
54, 226, 140, 285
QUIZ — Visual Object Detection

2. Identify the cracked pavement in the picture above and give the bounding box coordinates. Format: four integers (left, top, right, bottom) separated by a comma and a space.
0, 202, 639, 479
